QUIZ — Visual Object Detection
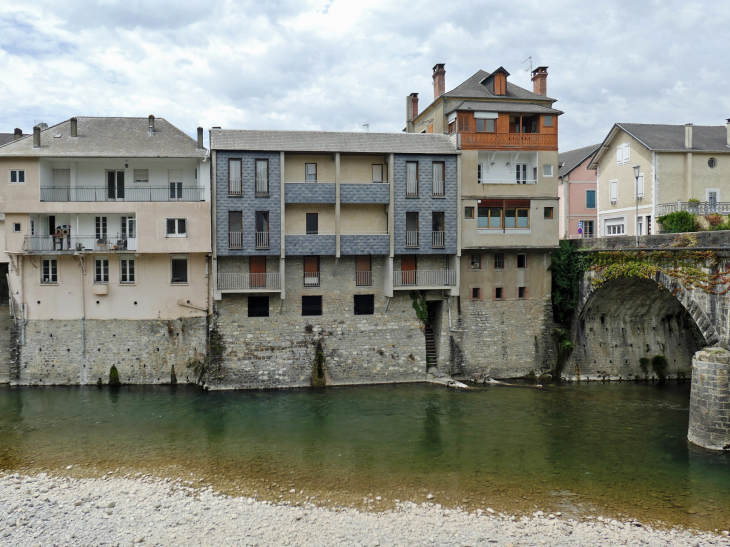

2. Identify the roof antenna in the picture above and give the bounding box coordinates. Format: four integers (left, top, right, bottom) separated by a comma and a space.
362, 122, 370, 132
522, 56, 532, 74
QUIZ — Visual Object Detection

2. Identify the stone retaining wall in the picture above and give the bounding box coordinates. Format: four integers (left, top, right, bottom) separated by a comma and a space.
688, 348, 730, 451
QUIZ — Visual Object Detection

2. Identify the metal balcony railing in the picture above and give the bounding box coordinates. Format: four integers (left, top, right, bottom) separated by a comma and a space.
217, 272, 280, 290
393, 270, 456, 287
255, 232, 270, 249
432, 179, 445, 197
40, 186, 205, 202
229, 232, 243, 249
24, 235, 137, 252
255, 178, 269, 197
355, 271, 372, 286
478, 178, 538, 185
431, 231, 445, 248
405, 231, 419, 248
304, 272, 320, 287
656, 201, 730, 216
406, 180, 419, 197
228, 178, 242, 196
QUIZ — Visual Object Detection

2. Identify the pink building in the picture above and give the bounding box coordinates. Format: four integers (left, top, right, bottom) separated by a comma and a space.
558, 144, 599, 239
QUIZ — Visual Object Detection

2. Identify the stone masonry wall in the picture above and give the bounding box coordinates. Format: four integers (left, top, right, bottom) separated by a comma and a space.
14, 317, 206, 385
688, 348, 730, 451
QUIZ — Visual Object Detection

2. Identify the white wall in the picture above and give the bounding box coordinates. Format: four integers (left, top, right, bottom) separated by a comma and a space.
476, 151, 538, 183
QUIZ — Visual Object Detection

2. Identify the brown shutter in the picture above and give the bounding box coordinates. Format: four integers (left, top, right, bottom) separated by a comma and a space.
304, 256, 319, 273
401, 254, 416, 271
356, 255, 371, 272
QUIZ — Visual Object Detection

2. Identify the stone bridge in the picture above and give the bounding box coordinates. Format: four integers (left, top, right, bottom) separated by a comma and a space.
568, 231, 730, 450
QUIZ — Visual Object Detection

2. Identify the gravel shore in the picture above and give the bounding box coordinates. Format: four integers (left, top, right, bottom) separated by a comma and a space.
1, 472, 728, 547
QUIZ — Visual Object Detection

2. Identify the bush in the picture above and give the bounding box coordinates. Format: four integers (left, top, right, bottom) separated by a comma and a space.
549, 240, 589, 325
109, 365, 121, 386
705, 214, 724, 229
658, 211, 698, 233
639, 357, 650, 376
651, 355, 668, 380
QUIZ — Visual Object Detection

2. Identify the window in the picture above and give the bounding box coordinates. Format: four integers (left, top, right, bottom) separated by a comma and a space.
228, 212, 242, 248
248, 296, 270, 318
471, 287, 481, 300
518, 287, 527, 299
544, 116, 553, 127
493, 253, 504, 269
9, 169, 25, 184
586, 189, 596, 209
505, 208, 529, 228
30, 219, 35, 235
255, 159, 269, 196
432, 162, 445, 196
13, 223, 21, 233
470, 254, 481, 269
121, 216, 135, 243
166, 218, 187, 237
41, 259, 57, 284
305, 163, 317, 182
609, 180, 618, 203
616, 143, 630, 165
406, 212, 419, 247
517, 254, 527, 269
706, 189, 720, 204
372, 164, 383, 183
605, 221, 625, 235
464, 206, 475, 219
134, 169, 149, 183
304, 256, 320, 287
448, 121, 456, 134
302, 295, 322, 316
477, 163, 483, 184
542, 164, 553, 177
406, 161, 419, 196
169, 169, 183, 200
646, 216, 651, 236
515, 163, 528, 184
305, 213, 318, 235
432, 212, 445, 248
581, 220, 595, 238
544, 207, 554, 219
475, 119, 495, 132
228, 159, 242, 195
107, 170, 125, 199
171, 257, 188, 284
494, 287, 503, 300
354, 294, 374, 315
478, 207, 502, 228
120, 257, 135, 284
708, 158, 718, 169
356, 255, 372, 286
95, 258, 109, 284
95, 216, 107, 241
256, 211, 270, 248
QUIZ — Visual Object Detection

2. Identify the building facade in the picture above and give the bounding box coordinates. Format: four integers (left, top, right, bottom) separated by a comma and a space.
0, 116, 211, 385
558, 144, 599, 239
589, 122, 730, 237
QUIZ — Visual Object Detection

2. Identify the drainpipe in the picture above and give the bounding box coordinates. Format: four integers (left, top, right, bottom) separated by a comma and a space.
19, 256, 26, 346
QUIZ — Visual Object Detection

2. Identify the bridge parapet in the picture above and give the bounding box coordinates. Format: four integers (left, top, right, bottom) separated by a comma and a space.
572, 230, 730, 251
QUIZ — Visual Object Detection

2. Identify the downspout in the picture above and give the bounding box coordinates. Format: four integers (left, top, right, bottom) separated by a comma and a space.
78, 255, 86, 355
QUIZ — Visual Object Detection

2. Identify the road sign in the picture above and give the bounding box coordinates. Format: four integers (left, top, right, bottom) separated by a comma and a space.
578, 228, 583, 234
578, 221, 583, 228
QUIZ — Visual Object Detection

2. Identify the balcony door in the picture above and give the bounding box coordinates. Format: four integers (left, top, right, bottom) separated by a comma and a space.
107, 170, 125, 200
515, 164, 528, 184
121, 216, 136, 251
229, 211, 242, 249
250, 256, 266, 288
401, 254, 416, 286
255, 211, 269, 249
304, 256, 320, 287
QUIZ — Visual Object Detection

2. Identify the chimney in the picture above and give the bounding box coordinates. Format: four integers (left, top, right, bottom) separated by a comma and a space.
409, 93, 419, 121
432, 63, 446, 100
33, 126, 41, 148
70, 117, 78, 137
531, 66, 548, 96
726, 119, 730, 148
197, 127, 204, 149
13, 128, 22, 140
685, 123, 693, 149
148, 115, 155, 134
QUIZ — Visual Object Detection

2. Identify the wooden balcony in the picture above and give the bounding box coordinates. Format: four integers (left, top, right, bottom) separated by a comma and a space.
459, 132, 557, 151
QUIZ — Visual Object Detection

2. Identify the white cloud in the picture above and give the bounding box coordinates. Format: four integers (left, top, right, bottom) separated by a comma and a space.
0, 0, 728, 150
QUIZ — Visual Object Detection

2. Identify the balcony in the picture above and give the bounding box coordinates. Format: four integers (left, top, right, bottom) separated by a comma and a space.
656, 201, 730, 216
340, 233, 390, 255
356, 271, 372, 286
24, 235, 137, 253
432, 179, 445, 197
217, 272, 280, 292
40, 187, 205, 202
431, 231, 445, 248
405, 231, 419, 248
406, 180, 419, 198
340, 183, 390, 204
285, 234, 336, 255
285, 182, 336, 203
304, 272, 320, 287
229, 232, 243, 249
228, 178, 242, 196
255, 178, 270, 197
459, 132, 557, 151
393, 270, 456, 288
255, 232, 270, 249
479, 178, 537, 185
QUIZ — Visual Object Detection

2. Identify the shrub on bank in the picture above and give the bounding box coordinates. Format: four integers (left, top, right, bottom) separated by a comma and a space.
657, 211, 699, 233
652, 355, 668, 380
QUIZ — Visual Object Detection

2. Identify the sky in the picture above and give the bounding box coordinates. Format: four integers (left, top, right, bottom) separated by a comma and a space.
1, 0, 729, 151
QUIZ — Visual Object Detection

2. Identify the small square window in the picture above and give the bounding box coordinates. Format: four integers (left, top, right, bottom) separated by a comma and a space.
134, 169, 149, 183
472, 288, 480, 300
302, 295, 322, 316
248, 296, 270, 318
544, 207, 554, 219
9, 169, 25, 184
493, 253, 504, 269
517, 254, 527, 269
494, 287, 503, 300
166, 218, 187, 237
464, 206, 475, 219
518, 286, 527, 299
354, 294, 374, 315
544, 116, 553, 127
542, 165, 553, 177
470, 254, 481, 269
13, 223, 21, 233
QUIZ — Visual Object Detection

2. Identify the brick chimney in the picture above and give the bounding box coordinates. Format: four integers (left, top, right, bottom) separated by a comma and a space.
148, 115, 155, 134
410, 93, 419, 120
531, 66, 548, 96
13, 128, 22, 140
432, 63, 445, 100
685, 123, 693, 149
197, 127, 204, 149
70, 117, 78, 137
33, 126, 41, 148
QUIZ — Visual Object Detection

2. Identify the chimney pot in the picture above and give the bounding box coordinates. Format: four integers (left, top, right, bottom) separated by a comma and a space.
432, 63, 446, 100
148, 115, 155, 134
70, 117, 78, 138
33, 126, 41, 148
685, 123, 693, 149
531, 66, 549, 96
13, 128, 22, 140
197, 127, 204, 149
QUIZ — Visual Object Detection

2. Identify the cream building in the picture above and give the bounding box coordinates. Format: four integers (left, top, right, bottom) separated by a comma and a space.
589, 122, 730, 236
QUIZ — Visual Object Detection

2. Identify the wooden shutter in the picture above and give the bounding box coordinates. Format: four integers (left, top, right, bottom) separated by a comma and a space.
356, 255, 371, 272
250, 256, 266, 274
304, 256, 319, 273
610, 180, 618, 202
616, 145, 623, 165
637, 174, 644, 198
401, 254, 416, 271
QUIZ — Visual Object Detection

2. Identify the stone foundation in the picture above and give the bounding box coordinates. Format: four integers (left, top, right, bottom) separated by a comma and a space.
688, 348, 730, 451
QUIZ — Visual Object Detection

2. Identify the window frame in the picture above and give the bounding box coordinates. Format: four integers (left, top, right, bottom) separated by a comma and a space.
41, 258, 58, 284
12, 222, 21, 233
706, 188, 720, 203
505, 207, 530, 229
405, 161, 419, 197
170, 255, 188, 284
471, 287, 481, 301
544, 207, 554, 219
301, 295, 322, 316
470, 254, 481, 269
432, 161, 445, 197
494, 287, 504, 301
542, 164, 554, 177
708, 158, 718, 169
516, 253, 527, 269
94, 257, 109, 284
9, 169, 25, 185
133, 169, 149, 183
248, 296, 270, 318
609, 179, 618, 203
353, 294, 375, 315
372, 164, 384, 183
120, 256, 135, 284
166, 218, 187, 237
493, 253, 505, 270
305, 163, 318, 183
518, 286, 528, 300
255, 159, 269, 196
586, 189, 596, 209
305, 213, 319, 235
464, 206, 475, 219
543, 115, 554, 127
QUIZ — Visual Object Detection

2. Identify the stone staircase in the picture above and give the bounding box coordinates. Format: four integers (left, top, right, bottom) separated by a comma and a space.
425, 326, 438, 370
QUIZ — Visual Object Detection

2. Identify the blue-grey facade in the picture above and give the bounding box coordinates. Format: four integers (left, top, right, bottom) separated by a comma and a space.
285, 183, 335, 203
215, 151, 281, 256
340, 183, 390, 204
341, 234, 390, 255
285, 235, 336, 256
392, 154, 458, 255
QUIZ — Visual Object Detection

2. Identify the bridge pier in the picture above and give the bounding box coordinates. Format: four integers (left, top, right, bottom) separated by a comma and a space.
688, 348, 730, 451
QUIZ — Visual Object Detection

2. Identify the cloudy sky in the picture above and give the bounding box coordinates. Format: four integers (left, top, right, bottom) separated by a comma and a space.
1, 0, 728, 151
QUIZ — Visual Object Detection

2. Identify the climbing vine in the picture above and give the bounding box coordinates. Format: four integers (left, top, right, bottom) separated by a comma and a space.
409, 291, 428, 329
549, 240, 590, 324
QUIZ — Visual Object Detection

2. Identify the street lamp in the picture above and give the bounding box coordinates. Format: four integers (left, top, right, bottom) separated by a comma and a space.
633, 165, 641, 246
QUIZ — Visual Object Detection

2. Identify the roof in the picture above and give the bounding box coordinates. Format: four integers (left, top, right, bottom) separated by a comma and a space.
590, 123, 730, 168
0, 133, 23, 147
209, 130, 459, 154
444, 69, 557, 103
0, 117, 206, 158
558, 144, 600, 178
445, 100, 562, 116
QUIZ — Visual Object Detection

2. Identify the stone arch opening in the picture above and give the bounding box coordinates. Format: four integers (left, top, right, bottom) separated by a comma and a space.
568, 276, 709, 379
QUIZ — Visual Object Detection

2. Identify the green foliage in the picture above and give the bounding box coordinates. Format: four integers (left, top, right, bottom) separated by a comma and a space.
109, 365, 121, 386
549, 240, 589, 324
186, 324, 226, 383
657, 211, 698, 233
409, 291, 428, 326
688, 198, 700, 203
639, 357, 650, 376
652, 354, 668, 380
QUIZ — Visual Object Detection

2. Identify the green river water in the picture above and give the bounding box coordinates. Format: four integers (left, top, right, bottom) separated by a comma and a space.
1, 382, 729, 530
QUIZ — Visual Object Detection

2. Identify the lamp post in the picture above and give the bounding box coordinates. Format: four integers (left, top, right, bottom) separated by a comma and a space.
633, 165, 641, 247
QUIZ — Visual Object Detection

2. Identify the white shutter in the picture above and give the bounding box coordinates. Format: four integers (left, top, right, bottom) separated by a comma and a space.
637, 174, 644, 198
610, 180, 618, 202
623, 143, 630, 165
168, 169, 183, 183
617, 145, 623, 165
